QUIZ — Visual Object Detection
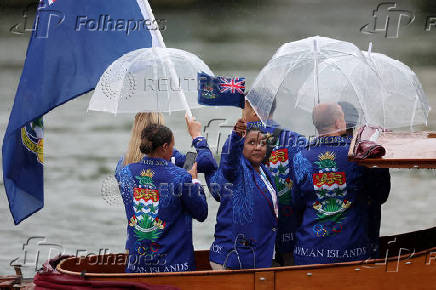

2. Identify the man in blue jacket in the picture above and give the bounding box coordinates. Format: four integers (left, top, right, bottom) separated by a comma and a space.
290, 103, 390, 265
338, 101, 391, 259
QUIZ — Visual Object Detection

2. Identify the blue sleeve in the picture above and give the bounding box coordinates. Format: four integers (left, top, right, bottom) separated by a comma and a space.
180, 174, 208, 222
284, 130, 307, 155
366, 168, 391, 204
274, 157, 305, 254
192, 136, 218, 174
220, 131, 244, 182
116, 166, 138, 251
172, 148, 186, 168
289, 154, 307, 222
204, 165, 220, 202
115, 166, 136, 221
115, 156, 125, 176
205, 169, 228, 202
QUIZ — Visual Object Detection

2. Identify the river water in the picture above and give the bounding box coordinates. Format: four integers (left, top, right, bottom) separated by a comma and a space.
0, 0, 435, 276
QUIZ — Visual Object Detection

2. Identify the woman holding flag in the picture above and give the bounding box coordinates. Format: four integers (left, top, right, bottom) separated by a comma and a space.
206, 118, 279, 270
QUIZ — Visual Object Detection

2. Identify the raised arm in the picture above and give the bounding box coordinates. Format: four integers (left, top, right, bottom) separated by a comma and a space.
192, 137, 218, 173
204, 119, 245, 200
220, 128, 244, 182
180, 164, 208, 222
185, 115, 218, 174
172, 148, 186, 167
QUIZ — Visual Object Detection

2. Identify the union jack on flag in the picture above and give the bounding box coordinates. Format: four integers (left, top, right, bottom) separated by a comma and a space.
48, 0, 57, 5
218, 77, 245, 94
198, 72, 245, 108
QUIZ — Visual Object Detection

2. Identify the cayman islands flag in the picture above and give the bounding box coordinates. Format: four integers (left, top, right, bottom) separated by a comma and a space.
2, 0, 157, 224
198, 72, 245, 108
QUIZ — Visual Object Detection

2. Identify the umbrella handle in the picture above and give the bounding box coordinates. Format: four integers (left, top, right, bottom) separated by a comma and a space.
138, 0, 166, 48
179, 89, 193, 118
139, 0, 193, 117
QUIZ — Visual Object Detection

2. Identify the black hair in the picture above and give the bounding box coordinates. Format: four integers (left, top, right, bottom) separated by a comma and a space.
140, 124, 173, 154
245, 126, 262, 136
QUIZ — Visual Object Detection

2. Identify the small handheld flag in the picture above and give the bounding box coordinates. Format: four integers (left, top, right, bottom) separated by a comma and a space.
198, 72, 245, 108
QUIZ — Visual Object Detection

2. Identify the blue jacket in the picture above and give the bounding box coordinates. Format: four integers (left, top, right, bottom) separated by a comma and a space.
264, 128, 307, 255
116, 156, 208, 273
207, 131, 278, 269
290, 136, 386, 265
115, 137, 216, 252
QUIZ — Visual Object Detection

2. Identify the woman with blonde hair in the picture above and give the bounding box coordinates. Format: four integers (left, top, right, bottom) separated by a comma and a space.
116, 112, 217, 174
116, 112, 216, 254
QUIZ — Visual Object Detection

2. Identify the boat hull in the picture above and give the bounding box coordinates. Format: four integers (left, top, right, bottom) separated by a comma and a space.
56, 227, 436, 289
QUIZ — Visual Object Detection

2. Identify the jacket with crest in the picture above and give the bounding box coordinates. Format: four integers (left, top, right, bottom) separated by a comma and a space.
116, 156, 207, 273
290, 136, 389, 265
263, 126, 306, 256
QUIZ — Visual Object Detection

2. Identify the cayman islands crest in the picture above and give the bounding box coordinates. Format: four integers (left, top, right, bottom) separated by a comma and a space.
311, 151, 351, 237
129, 169, 166, 242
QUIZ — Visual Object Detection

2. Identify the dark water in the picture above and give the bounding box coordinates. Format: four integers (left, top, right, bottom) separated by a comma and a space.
0, 0, 435, 276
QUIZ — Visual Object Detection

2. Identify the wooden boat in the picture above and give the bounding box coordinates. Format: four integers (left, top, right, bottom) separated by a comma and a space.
2, 131, 419, 289
48, 131, 436, 289
53, 227, 436, 290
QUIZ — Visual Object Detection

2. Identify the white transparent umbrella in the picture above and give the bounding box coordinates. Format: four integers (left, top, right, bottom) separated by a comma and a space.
362, 44, 430, 129
246, 36, 406, 136
88, 47, 213, 115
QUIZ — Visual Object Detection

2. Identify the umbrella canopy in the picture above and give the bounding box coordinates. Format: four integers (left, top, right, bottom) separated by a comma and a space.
362, 48, 430, 129
88, 47, 213, 114
246, 36, 428, 136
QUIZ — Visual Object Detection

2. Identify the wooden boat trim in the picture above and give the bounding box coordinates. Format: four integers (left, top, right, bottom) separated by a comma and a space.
57, 246, 436, 278
348, 130, 436, 168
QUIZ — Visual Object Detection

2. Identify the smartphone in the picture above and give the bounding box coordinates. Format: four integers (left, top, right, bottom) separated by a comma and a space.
183, 152, 197, 171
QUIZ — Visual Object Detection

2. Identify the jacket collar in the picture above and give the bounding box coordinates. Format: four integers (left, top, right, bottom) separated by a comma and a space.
141, 156, 169, 166
308, 135, 351, 148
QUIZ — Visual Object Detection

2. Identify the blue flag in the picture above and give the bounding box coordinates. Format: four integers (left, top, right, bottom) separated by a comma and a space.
2, 0, 154, 224
198, 72, 245, 108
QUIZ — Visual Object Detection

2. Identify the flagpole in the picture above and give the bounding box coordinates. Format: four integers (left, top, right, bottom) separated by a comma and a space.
138, 0, 193, 118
